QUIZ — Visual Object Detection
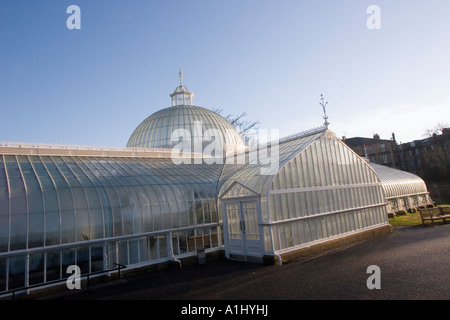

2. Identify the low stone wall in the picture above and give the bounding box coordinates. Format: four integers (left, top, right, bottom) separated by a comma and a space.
264, 224, 393, 265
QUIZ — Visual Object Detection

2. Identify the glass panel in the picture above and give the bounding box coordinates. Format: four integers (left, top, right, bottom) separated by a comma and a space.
62, 248, 76, 278
29, 252, 45, 286
89, 207, 104, 240
0, 258, 6, 291
277, 226, 286, 250
107, 242, 117, 269
303, 220, 312, 243
285, 163, 293, 189
0, 197, 8, 251
159, 235, 168, 258
6, 157, 27, 251
203, 201, 211, 224
202, 230, 212, 249
226, 204, 241, 239
210, 199, 218, 222
8, 255, 26, 289
185, 229, 195, 252
118, 189, 133, 235
148, 236, 158, 260
272, 227, 280, 251
61, 210, 75, 244
178, 231, 187, 254
170, 234, 179, 256
91, 245, 103, 272
77, 246, 90, 274
281, 194, 289, 220
263, 227, 272, 252
45, 210, 60, 246
46, 250, 61, 281
285, 225, 293, 247
9, 212, 27, 251
139, 238, 149, 262
195, 201, 204, 225
27, 191, 44, 248
243, 202, 259, 240
210, 227, 219, 248
129, 240, 139, 264
118, 241, 128, 265
292, 221, 300, 246
273, 194, 281, 221
59, 188, 75, 244
195, 228, 205, 249
109, 190, 123, 237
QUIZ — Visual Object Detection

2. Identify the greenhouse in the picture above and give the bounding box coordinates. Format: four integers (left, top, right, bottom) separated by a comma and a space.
219, 128, 391, 263
368, 162, 433, 214
0, 151, 224, 292
0, 75, 430, 294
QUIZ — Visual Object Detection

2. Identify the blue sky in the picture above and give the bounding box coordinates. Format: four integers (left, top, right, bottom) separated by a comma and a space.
1, 0, 449, 147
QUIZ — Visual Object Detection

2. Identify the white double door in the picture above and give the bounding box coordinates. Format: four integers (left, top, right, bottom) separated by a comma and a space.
224, 200, 262, 260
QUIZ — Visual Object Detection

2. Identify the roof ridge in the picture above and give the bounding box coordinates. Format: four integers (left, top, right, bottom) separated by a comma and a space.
261, 125, 327, 148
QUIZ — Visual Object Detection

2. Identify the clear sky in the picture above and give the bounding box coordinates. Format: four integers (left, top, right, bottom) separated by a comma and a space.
1, 0, 449, 147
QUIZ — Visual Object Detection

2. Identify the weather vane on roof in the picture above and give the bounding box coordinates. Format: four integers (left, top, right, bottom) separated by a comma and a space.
320, 94, 330, 129
179, 67, 183, 86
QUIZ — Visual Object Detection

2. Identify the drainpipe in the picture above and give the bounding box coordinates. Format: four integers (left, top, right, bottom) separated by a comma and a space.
167, 232, 182, 268
274, 253, 283, 266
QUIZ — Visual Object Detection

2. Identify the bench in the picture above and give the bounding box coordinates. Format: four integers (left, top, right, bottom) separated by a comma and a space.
418, 207, 450, 226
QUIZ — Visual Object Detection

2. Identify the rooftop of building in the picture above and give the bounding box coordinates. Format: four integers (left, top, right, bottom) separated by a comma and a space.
342, 134, 396, 147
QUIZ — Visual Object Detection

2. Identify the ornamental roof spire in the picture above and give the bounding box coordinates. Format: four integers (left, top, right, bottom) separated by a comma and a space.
179, 67, 183, 86
320, 94, 330, 129
170, 68, 194, 106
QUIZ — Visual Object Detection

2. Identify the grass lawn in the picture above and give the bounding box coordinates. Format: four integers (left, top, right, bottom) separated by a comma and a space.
388, 205, 450, 227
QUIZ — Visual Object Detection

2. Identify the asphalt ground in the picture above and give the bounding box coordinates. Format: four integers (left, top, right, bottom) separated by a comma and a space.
48, 223, 450, 300
30, 223, 450, 316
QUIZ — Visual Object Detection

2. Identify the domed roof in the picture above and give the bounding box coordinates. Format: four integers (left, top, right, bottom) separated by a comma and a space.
172, 85, 189, 94
126, 104, 247, 150
127, 70, 247, 152
127, 69, 247, 151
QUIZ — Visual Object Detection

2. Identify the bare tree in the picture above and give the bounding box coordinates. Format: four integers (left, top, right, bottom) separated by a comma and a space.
213, 108, 259, 144
424, 122, 449, 137
422, 122, 450, 184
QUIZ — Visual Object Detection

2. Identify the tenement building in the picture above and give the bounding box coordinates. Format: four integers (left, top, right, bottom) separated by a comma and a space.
343, 133, 399, 168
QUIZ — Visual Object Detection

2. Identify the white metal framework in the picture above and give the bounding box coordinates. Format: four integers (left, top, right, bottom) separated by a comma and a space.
219, 129, 389, 261
369, 162, 432, 213
0, 155, 223, 292
0, 77, 432, 294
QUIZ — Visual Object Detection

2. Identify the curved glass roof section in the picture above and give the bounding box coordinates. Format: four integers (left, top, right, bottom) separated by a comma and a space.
368, 162, 429, 199
0, 154, 223, 252
126, 105, 246, 150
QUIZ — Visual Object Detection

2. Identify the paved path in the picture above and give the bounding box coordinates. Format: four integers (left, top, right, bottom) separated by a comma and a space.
48, 223, 450, 301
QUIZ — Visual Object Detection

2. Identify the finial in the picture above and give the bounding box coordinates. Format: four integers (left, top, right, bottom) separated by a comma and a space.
319, 94, 330, 129
171, 68, 194, 106
179, 67, 183, 86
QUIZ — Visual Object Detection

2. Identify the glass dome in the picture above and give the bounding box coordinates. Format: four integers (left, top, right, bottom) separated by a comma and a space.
127, 73, 247, 152
126, 104, 247, 151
